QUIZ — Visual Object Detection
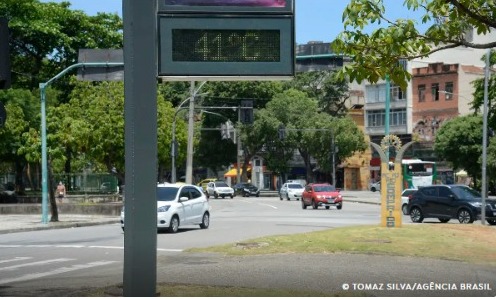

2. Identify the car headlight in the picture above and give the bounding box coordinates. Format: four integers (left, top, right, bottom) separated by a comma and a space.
157, 205, 171, 213
469, 202, 482, 208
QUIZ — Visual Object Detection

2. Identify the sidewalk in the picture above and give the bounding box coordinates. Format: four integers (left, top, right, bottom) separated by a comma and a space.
0, 214, 120, 234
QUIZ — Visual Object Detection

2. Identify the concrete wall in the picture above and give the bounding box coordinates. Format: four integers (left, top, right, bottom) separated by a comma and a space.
0, 203, 123, 216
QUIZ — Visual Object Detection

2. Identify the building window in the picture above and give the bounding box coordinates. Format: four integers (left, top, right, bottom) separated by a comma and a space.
390, 84, 405, 101
445, 82, 454, 100
431, 83, 439, 101
367, 109, 406, 127
418, 85, 426, 102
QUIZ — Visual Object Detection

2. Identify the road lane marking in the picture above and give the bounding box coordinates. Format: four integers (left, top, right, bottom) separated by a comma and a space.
0, 257, 32, 264
0, 258, 74, 271
239, 199, 278, 209
0, 244, 183, 252
0, 260, 117, 284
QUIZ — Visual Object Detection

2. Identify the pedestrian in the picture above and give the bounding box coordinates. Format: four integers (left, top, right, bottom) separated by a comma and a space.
56, 181, 66, 204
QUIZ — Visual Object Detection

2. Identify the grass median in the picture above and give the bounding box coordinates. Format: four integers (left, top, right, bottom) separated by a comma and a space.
187, 223, 496, 265
89, 223, 495, 296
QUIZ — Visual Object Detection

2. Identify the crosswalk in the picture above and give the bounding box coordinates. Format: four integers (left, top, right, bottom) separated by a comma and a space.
0, 256, 118, 285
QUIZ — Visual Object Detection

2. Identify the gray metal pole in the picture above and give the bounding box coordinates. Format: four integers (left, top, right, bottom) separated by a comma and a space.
186, 81, 195, 184
39, 84, 48, 224
122, 0, 157, 296
171, 118, 176, 183
237, 106, 241, 184
332, 133, 336, 186
481, 49, 491, 225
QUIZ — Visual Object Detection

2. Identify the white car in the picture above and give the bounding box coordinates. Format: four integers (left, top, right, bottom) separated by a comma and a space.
279, 182, 305, 201
401, 188, 417, 215
369, 181, 380, 192
120, 183, 210, 233
206, 181, 234, 199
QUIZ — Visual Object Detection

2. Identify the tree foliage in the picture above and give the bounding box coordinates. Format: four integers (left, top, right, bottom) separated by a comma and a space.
434, 115, 485, 182
332, 0, 496, 89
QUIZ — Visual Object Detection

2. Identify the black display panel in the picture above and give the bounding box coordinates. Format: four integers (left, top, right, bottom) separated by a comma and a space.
158, 15, 294, 79
172, 29, 280, 62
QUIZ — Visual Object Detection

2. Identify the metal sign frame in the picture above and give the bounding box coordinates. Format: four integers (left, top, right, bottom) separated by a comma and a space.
159, 0, 294, 14
157, 15, 294, 80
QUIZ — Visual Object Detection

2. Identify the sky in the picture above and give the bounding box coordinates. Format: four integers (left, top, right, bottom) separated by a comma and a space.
41, 0, 429, 45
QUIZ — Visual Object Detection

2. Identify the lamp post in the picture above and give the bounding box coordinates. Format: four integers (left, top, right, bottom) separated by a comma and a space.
39, 62, 123, 224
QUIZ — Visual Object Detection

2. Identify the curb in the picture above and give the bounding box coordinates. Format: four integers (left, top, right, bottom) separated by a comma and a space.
0, 220, 120, 235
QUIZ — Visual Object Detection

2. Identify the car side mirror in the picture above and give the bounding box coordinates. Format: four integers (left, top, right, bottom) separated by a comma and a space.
179, 196, 189, 202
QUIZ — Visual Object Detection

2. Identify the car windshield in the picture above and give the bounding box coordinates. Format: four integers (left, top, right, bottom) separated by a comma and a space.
314, 185, 336, 192
451, 185, 481, 200
215, 182, 229, 187
156, 187, 179, 201
288, 184, 303, 189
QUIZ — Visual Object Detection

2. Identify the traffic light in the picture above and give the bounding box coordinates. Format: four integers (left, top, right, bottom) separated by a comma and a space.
240, 100, 254, 124
0, 17, 11, 89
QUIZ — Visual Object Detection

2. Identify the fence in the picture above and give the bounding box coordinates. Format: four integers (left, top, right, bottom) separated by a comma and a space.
53, 173, 119, 194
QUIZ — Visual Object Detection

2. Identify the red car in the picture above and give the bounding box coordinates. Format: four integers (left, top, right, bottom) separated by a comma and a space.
302, 183, 343, 210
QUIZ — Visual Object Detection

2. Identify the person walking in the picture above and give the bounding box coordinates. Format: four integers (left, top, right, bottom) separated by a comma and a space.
56, 181, 66, 204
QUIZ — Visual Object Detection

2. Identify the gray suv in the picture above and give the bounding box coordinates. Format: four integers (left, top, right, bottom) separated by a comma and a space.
407, 184, 496, 225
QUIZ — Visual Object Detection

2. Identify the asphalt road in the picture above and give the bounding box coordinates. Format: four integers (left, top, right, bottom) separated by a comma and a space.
0, 194, 495, 297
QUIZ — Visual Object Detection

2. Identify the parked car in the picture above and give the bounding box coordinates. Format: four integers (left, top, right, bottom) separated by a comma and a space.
233, 183, 260, 197
279, 182, 304, 201
369, 181, 380, 192
197, 178, 218, 192
120, 183, 210, 233
206, 181, 234, 199
407, 184, 496, 225
401, 188, 417, 215
0, 183, 16, 203
301, 183, 343, 210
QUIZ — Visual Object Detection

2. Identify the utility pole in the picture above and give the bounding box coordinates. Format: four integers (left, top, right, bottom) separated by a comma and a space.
236, 105, 241, 184
186, 81, 195, 184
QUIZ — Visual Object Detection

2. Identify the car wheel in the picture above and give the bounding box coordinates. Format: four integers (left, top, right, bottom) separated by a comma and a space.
168, 215, 179, 233
371, 187, 376, 192
214, 192, 218, 199
279, 194, 283, 200
221, 195, 225, 199
457, 209, 474, 224
438, 218, 450, 223
487, 219, 496, 225
336, 204, 342, 210
325, 206, 330, 210
286, 194, 290, 201
312, 200, 318, 209
230, 194, 233, 199
199, 212, 210, 229
301, 200, 307, 209
402, 204, 409, 215
206, 193, 210, 199
410, 207, 424, 223
256, 193, 259, 197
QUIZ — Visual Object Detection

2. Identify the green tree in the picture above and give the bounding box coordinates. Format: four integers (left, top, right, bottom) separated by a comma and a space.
434, 115, 483, 185
3, 0, 123, 90
332, 0, 496, 89
284, 70, 350, 116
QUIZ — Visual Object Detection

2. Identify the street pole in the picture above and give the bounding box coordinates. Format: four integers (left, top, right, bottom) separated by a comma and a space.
236, 105, 241, 184
385, 74, 391, 162
481, 48, 491, 225
38, 62, 123, 225
186, 81, 195, 184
